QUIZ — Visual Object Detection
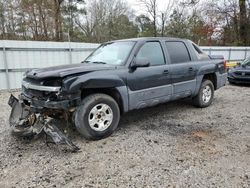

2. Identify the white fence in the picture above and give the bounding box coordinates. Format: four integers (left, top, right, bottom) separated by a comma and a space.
0, 40, 99, 90
202, 46, 250, 61
1, 40, 250, 90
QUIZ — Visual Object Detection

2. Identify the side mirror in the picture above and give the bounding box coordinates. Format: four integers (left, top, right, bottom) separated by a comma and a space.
131, 57, 150, 69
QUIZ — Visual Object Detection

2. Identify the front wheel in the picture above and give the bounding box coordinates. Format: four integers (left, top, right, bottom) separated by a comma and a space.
192, 80, 214, 108
75, 94, 120, 140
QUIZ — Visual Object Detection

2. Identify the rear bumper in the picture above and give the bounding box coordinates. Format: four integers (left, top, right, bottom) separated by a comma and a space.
216, 73, 227, 89
20, 93, 81, 110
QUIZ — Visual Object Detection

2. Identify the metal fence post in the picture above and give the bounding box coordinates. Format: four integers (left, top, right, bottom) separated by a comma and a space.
244, 48, 247, 59
3, 44, 10, 91
68, 41, 73, 64
228, 48, 232, 61
209, 48, 212, 56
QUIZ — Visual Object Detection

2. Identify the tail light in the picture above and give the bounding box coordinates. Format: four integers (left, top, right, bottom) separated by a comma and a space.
223, 59, 227, 72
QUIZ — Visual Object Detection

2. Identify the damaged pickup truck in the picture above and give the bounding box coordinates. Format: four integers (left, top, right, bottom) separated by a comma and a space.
9, 37, 227, 150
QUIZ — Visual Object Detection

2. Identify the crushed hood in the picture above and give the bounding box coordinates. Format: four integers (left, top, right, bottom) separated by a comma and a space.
26, 63, 117, 80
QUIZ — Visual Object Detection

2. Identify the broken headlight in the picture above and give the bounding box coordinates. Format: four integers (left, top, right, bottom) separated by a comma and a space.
43, 79, 62, 87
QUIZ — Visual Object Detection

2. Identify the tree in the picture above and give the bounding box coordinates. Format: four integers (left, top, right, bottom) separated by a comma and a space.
136, 14, 154, 37
166, 9, 189, 38
0, 0, 6, 39
139, 0, 157, 37
62, 0, 85, 42
53, 0, 64, 41
239, 0, 247, 45
159, 0, 175, 37
112, 14, 139, 39
19, 0, 55, 40
203, 0, 250, 45
0, 0, 249, 45
75, 0, 137, 42
165, 6, 215, 46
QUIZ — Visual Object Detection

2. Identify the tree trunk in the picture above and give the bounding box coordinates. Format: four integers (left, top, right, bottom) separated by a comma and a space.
53, 0, 63, 41
239, 0, 247, 45
161, 13, 165, 37
153, 1, 157, 37
38, 2, 48, 40
32, 6, 39, 40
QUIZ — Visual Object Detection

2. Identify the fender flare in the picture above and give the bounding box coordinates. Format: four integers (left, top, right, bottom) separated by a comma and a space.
196, 64, 217, 76
64, 75, 129, 112
194, 64, 218, 96
65, 74, 126, 92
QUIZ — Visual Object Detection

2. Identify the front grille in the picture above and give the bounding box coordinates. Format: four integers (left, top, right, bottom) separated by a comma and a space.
234, 72, 250, 77
22, 87, 58, 101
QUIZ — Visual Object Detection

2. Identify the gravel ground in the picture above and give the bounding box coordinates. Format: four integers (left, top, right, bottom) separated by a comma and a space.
0, 84, 250, 188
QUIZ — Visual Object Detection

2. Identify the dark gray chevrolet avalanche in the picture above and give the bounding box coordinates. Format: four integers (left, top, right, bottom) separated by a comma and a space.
9, 37, 227, 144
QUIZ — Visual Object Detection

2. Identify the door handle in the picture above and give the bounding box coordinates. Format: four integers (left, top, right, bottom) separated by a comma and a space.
163, 70, 169, 75
189, 67, 194, 71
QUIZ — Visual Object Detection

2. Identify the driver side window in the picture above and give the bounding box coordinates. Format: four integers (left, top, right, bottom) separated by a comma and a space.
136, 42, 165, 66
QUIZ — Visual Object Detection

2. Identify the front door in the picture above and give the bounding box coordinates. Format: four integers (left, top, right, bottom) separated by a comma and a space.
127, 41, 172, 110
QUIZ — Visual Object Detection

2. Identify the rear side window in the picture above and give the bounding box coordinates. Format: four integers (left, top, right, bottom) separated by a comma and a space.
165, 41, 191, 64
192, 43, 203, 54
192, 43, 209, 60
136, 42, 165, 66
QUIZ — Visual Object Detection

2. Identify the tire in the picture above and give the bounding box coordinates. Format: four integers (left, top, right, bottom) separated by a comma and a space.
192, 79, 214, 108
75, 93, 120, 140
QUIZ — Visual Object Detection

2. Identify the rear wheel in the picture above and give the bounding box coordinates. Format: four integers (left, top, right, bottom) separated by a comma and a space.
193, 80, 214, 108
75, 94, 120, 140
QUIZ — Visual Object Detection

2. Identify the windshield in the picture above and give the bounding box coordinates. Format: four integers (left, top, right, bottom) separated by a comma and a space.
84, 41, 135, 65
242, 56, 250, 66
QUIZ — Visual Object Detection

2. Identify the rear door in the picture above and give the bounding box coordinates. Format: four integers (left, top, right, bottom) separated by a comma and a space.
165, 41, 197, 99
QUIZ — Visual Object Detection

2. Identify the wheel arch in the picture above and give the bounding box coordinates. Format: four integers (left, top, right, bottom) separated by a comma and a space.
203, 73, 217, 90
194, 73, 217, 96
80, 87, 128, 114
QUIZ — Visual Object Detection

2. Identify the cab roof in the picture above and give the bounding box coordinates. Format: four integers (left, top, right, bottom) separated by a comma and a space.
110, 37, 190, 43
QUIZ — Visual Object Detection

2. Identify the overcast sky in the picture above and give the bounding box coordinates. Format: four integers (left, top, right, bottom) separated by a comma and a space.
126, 0, 169, 14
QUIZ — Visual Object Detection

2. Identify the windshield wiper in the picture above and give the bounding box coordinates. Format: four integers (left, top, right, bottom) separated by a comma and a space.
82, 60, 90, 63
91, 61, 107, 64
81, 60, 107, 64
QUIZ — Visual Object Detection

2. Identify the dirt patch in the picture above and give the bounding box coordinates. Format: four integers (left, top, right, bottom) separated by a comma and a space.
192, 130, 209, 138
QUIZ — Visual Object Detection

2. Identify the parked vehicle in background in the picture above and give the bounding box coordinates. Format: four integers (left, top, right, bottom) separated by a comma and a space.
228, 56, 250, 84
9, 37, 227, 145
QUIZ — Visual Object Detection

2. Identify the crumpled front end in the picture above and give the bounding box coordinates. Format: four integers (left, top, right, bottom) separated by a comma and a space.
8, 77, 81, 151
21, 77, 81, 111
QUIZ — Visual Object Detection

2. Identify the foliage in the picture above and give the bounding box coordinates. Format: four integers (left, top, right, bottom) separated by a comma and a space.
135, 14, 155, 37
0, 0, 249, 46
